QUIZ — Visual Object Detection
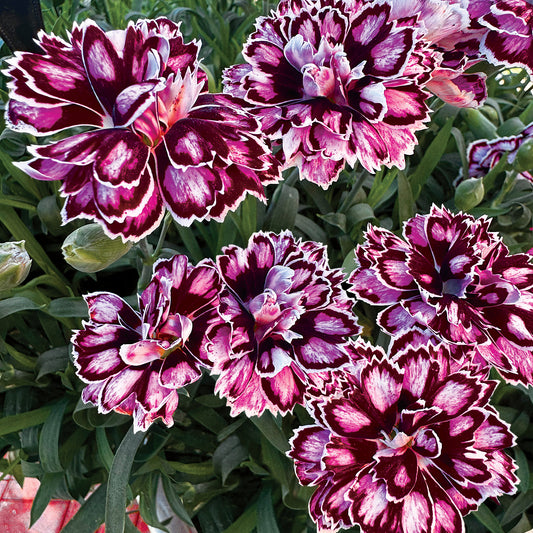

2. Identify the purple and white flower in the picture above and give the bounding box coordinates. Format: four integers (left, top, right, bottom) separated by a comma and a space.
349, 204, 533, 385
4, 18, 280, 241
207, 230, 360, 417
72, 254, 223, 432
289, 341, 518, 533
465, 122, 533, 182
478, 0, 533, 75
223, 0, 432, 187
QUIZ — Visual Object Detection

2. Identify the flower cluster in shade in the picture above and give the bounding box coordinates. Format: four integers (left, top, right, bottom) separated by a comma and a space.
465, 121, 533, 183
72, 230, 360, 429
289, 341, 518, 533
223, 0, 533, 187
4, 18, 280, 242
349, 204, 533, 386
71, 254, 224, 432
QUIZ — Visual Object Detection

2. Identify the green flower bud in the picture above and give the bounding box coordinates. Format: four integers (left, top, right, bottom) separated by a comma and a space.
0, 241, 32, 291
455, 178, 485, 211
462, 109, 498, 139
62, 224, 133, 273
515, 138, 533, 173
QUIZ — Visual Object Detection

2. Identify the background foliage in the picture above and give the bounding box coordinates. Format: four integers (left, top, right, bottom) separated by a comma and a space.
0, 0, 533, 532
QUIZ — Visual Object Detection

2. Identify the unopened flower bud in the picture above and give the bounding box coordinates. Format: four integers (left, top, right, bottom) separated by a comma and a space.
462, 109, 498, 139
0, 241, 31, 291
62, 224, 133, 273
515, 138, 533, 173
455, 178, 485, 211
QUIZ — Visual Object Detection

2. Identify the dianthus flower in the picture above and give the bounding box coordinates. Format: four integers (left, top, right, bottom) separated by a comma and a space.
466, 122, 533, 182
72, 254, 223, 432
223, 0, 432, 186
207, 230, 360, 416
4, 18, 279, 241
349, 204, 533, 385
289, 342, 518, 533
477, 0, 533, 75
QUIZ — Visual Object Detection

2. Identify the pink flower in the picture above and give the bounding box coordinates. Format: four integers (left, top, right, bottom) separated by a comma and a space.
289, 341, 518, 533
465, 122, 533, 182
349, 204, 533, 385
72, 254, 223, 432
478, 0, 533, 75
223, 0, 432, 187
207, 231, 360, 417
4, 18, 280, 241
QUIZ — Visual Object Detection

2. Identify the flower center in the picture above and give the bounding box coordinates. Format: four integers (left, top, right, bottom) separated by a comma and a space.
245, 265, 303, 344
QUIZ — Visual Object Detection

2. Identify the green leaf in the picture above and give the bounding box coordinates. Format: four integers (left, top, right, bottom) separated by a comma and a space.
250, 412, 289, 453
318, 212, 347, 232
46, 297, 89, 318
0, 297, 42, 320
161, 475, 195, 527
367, 167, 398, 208
36, 346, 69, 380
397, 171, 415, 224
473, 503, 506, 533
294, 214, 328, 243
509, 513, 532, 533
39, 398, 68, 473
96, 427, 114, 472
188, 405, 227, 434
257, 485, 280, 533
166, 459, 215, 476
263, 184, 299, 232
0, 405, 51, 437
213, 435, 248, 484
408, 117, 455, 201
221, 504, 257, 533
30, 472, 65, 527
105, 426, 145, 533
61, 483, 107, 533
514, 446, 530, 493
502, 489, 533, 525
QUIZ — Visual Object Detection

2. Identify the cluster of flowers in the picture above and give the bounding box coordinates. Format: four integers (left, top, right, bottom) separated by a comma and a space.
4, 0, 533, 531
4, 0, 533, 242
71, 204, 533, 533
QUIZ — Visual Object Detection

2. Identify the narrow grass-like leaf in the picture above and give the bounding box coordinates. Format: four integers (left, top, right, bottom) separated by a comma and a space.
36, 346, 69, 380
30, 472, 65, 526
514, 446, 530, 493
502, 489, 533, 525
0, 151, 43, 200
0, 297, 42, 320
408, 117, 455, 201
366, 167, 398, 208
61, 483, 107, 533
251, 412, 289, 453
473, 503, 506, 533
161, 475, 195, 527
39, 398, 68, 473
96, 427, 114, 472
257, 485, 280, 533
221, 504, 257, 533
397, 171, 415, 224
263, 184, 299, 232
105, 426, 145, 533
47, 297, 89, 318
0, 406, 51, 437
